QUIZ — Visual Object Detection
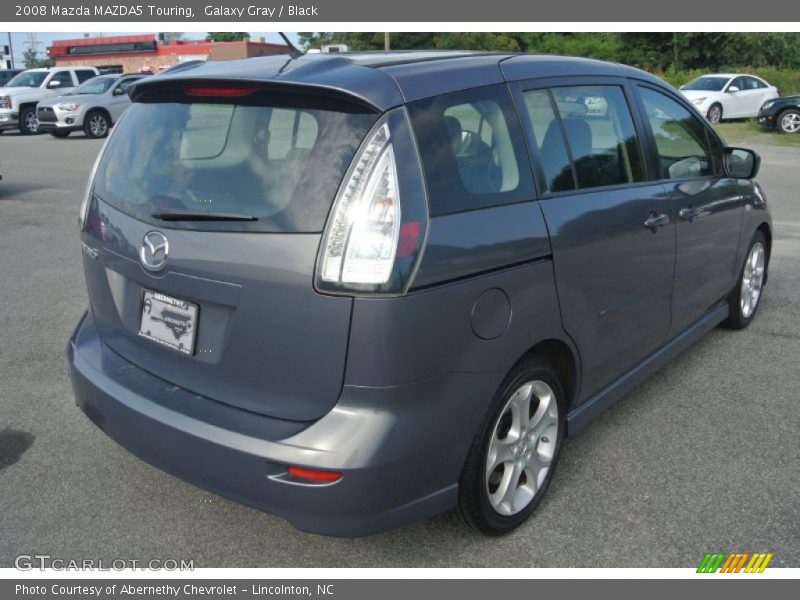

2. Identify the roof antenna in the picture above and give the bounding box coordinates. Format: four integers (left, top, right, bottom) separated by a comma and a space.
278, 32, 303, 59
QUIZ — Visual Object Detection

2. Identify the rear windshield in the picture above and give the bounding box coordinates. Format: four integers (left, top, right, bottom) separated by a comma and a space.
93, 101, 377, 232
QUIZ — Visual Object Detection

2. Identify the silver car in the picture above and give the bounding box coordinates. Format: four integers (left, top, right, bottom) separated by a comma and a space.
37, 74, 145, 139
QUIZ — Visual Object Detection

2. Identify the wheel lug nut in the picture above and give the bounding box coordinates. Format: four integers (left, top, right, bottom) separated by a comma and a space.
541, 436, 549, 444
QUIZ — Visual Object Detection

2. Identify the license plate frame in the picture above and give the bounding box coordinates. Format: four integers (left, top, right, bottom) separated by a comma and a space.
138, 289, 199, 355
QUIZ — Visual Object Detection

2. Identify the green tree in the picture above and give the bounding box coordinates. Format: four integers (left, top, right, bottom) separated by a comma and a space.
521, 33, 621, 60
208, 32, 250, 42
22, 46, 53, 68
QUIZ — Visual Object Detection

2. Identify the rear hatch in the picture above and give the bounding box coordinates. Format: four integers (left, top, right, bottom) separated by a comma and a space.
80, 81, 379, 421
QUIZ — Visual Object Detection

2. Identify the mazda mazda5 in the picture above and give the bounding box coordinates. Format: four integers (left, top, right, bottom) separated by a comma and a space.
68, 52, 772, 536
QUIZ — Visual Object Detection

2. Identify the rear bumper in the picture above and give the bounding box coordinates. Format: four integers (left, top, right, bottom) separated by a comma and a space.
68, 310, 499, 536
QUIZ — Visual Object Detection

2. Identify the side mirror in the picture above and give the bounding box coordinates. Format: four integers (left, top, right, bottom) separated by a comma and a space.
112, 87, 125, 96
47, 80, 61, 89
727, 85, 740, 93
724, 147, 760, 179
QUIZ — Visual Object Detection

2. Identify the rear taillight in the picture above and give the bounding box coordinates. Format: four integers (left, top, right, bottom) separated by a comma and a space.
317, 109, 428, 296
0, 96, 10, 109
79, 125, 114, 229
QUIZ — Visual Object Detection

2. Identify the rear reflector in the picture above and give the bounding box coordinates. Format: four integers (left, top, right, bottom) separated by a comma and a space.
184, 83, 258, 97
287, 466, 342, 483
397, 221, 421, 258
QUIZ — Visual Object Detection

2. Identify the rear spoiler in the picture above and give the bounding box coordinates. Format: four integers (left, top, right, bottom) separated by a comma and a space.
127, 57, 404, 113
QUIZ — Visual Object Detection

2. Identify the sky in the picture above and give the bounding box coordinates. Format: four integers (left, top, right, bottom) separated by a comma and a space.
3, 32, 302, 68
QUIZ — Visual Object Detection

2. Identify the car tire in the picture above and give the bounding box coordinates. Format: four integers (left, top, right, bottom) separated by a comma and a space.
707, 103, 723, 124
83, 111, 110, 139
50, 130, 71, 138
724, 230, 767, 330
456, 355, 565, 535
777, 109, 800, 134
18, 106, 39, 135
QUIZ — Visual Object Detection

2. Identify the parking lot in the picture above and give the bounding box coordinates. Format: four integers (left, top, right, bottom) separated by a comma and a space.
0, 129, 798, 568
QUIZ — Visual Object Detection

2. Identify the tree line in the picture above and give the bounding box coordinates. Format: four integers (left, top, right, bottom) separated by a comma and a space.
299, 33, 800, 70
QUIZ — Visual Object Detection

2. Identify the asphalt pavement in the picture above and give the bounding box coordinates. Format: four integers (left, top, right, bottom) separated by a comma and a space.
0, 129, 798, 568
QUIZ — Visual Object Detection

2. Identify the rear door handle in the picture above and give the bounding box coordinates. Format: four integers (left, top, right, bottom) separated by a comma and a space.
643, 212, 670, 230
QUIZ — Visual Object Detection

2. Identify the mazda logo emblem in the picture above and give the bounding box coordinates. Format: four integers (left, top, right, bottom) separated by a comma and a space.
140, 231, 169, 271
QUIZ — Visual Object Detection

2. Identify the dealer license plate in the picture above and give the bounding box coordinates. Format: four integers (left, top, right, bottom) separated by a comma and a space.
138, 290, 198, 355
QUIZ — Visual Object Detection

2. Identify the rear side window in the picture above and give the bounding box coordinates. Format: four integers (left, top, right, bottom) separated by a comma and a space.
408, 85, 533, 216
521, 89, 575, 192
638, 87, 714, 179
93, 101, 377, 232
550, 86, 645, 190
76, 70, 97, 83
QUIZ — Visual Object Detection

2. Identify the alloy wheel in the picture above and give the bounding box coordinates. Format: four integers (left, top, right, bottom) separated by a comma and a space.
780, 111, 800, 134
89, 115, 108, 137
740, 242, 765, 319
485, 380, 559, 516
25, 111, 39, 133
707, 105, 722, 124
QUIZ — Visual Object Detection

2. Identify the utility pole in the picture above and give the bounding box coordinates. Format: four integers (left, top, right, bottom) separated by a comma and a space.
24, 33, 41, 65
384, 32, 390, 51
6, 33, 14, 68
672, 32, 679, 69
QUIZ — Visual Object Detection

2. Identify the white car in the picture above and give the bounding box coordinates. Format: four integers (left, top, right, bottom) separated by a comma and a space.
0, 66, 99, 134
680, 74, 779, 124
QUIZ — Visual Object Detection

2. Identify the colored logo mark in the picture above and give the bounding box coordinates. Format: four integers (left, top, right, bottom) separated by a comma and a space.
697, 552, 773, 573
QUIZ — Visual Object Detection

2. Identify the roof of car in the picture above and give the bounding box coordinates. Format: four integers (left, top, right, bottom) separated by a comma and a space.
130, 51, 668, 112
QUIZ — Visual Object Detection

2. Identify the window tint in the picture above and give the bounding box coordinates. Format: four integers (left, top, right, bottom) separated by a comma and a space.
550, 86, 645, 189
521, 89, 575, 192
93, 102, 376, 232
639, 87, 714, 179
408, 85, 533, 216
76, 70, 97, 83
50, 71, 74, 87
117, 77, 140, 93
742, 77, 765, 90
74, 77, 114, 95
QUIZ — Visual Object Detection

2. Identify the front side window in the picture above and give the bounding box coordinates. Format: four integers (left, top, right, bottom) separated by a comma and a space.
408, 85, 533, 216
49, 71, 74, 87
116, 77, 141, 93
639, 87, 714, 180
550, 85, 645, 190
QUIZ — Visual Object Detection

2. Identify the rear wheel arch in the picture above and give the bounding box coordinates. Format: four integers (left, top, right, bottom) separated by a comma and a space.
515, 338, 579, 413
87, 107, 113, 125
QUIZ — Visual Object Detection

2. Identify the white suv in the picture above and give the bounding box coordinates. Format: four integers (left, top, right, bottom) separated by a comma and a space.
0, 66, 99, 134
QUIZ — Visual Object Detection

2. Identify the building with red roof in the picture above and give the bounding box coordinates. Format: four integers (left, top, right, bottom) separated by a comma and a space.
47, 34, 289, 73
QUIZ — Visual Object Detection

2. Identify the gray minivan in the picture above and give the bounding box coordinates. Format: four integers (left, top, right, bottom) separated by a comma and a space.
68, 52, 772, 536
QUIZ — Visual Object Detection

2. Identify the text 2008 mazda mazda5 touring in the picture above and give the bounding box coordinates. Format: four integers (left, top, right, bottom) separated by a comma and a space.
67, 51, 771, 536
